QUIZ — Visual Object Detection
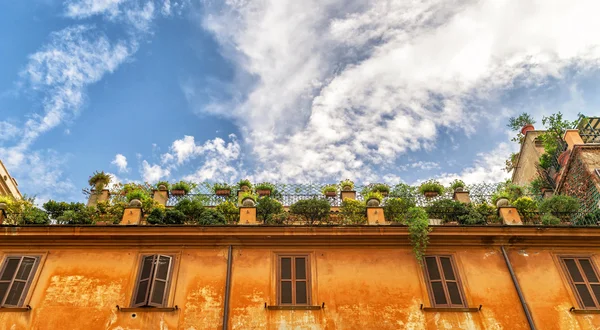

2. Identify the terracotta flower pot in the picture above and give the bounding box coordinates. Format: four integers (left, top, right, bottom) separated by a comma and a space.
170, 189, 186, 196
521, 124, 535, 135
324, 191, 336, 197
215, 189, 231, 196
242, 198, 256, 207
257, 189, 271, 196
366, 198, 381, 207
496, 197, 509, 208
424, 191, 439, 198
342, 185, 352, 191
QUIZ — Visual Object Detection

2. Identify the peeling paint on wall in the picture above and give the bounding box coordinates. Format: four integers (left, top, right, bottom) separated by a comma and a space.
43, 275, 124, 308
182, 285, 223, 329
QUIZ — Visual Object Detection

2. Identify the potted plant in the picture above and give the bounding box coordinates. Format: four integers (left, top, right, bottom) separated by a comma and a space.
339, 179, 354, 191
371, 183, 390, 196
171, 181, 192, 196
419, 180, 444, 198
156, 181, 170, 191
449, 179, 466, 192
213, 183, 232, 196
237, 179, 253, 192
255, 182, 275, 196
240, 191, 258, 207
492, 191, 511, 207
322, 184, 337, 197
364, 191, 384, 207
88, 171, 111, 193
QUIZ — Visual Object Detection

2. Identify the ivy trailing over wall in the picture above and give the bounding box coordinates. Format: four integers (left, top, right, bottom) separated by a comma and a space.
406, 207, 431, 262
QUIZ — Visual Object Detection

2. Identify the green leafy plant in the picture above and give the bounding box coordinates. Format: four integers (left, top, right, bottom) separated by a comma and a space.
173, 198, 205, 223
505, 152, 520, 173
216, 201, 239, 224
155, 181, 170, 190
164, 209, 187, 225
512, 197, 538, 222
57, 207, 98, 225
237, 179, 253, 190
126, 189, 149, 202
21, 207, 50, 225
384, 197, 415, 222
507, 112, 536, 143
449, 179, 465, 191
88, 171, 111, 193
390, 183, 416, 198
321, 184, 337, 195
289, 198, 331, 225
406, 207, 431, 262
418, 180, 444, 196
339, 179, 355, 191
256, 197, 284, 223
528, 176, 549, 196
541, 214, 561, 225
340, 198, 366, 224
171, 181, 193, 194
425, 199, 468, 223
538, 195, 579, 223
364, 191, 384, 203
240, 191, 258, 202
196, 209, 226, 225
255, 182, 275, 193
147, 208, 166, 224
213, 182, 232, 193
96, 200, 127, 224
371, 183, 390, 194
491, 190, 511, 205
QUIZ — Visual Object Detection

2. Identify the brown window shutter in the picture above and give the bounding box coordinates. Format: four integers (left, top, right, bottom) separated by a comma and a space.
561, 257, 600, 309
424, 255, 466, 308
148, 255, 173, 307
277, 255, 310, 306
133, 255, 156, 307
295, 257, 308, 304
0, 256, 39, 307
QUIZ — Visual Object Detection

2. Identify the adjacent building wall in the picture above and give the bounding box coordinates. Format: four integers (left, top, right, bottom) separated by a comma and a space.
512, 130, 546, 186
0, 159, 21, 199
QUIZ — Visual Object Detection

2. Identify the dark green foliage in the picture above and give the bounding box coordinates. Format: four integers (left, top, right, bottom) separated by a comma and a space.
290, 198, 330, 225
449, 180, 466, 191
425, 199, 468, 223
340, 199, 366, 224
371, 183, 390, 194
216, 201, 239, 223
538, 195, 579, 214
406, 207, 430, 262
126, 189, 149, 202
507, 112, 535, 131
237, 179, 253, 190
256, 197, 283, 223
88, 171, 111, 186
147, 208, 166, 224
56, 207, 98, 225
156, 181, 170, 190
255, 182, 275, 192
384, 197, 415, 222
164, 209, 187, 225
173, 198, 205, 223
43, 200, 85, 219
196, 209, 226, 225
418, 180, 444, 195
171, 181, 193, 194
512, 197, 538, 213
541, 214, 561, 225
22, 207, 50, 225
458, 206, 486, 225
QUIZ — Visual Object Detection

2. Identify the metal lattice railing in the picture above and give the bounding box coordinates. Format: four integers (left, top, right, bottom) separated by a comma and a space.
579, 117, 600, 144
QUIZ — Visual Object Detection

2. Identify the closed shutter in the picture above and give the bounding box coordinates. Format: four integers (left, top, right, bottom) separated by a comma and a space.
278, 255, 310, 305
423, 255, 466, 308
0, 256, 39, 307
561, 257, 600, 309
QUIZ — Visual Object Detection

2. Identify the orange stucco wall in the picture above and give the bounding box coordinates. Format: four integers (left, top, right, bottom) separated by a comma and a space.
1, 238, 600, 329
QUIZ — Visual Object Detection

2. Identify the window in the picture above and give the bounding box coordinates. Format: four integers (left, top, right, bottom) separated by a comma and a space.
132, 255, 173, 307
423, 255, 466, 307
277, 255, 310, 305
560, 257, 600, 309
0, 256, 40, 307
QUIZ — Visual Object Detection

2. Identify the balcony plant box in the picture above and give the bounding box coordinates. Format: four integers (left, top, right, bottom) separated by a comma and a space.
213, 183, 232, 196
419, 180, 444, 199
255, 182, 275, 197
340, 179, 354, 192
170, 181, 192, 196
371, 183, 390, 197
322, 184, 337, 197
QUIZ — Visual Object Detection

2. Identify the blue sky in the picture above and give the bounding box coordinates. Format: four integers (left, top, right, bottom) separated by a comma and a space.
0, 0, 598, 203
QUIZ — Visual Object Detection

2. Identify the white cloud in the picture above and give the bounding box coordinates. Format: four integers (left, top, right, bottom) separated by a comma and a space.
193, 0, 600, 183
124, 1, 155, 32
111, 154, 129, 172
0, 121, 19, 141
64, 0, 124, 19
141, 160, 170, 183
162, 134, 241, 166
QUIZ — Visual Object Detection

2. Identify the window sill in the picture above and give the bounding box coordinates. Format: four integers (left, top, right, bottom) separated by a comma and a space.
116, 305, 178, 312
266, 304, 323, 311
0, 305, 31, 312
420, 304, 481, 312
570, 307, 600, 314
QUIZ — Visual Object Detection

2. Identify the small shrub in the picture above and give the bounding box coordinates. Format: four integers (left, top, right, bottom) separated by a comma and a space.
255, 182, 275, 193
96, 201, 127, 224
384, 197, 415, 223
364, 191, 384, 203
126, 189, 149, 202
425, 199, 468, 223
512, 197, 538, 222
290, 198, 331, 225
339, 179, 354, 191
256, 197, 284, 223
22, 207, 50, 225
418, 180, 444, 195
449, 179, 465, 191
164, 209, 187, 224
197, 209, 226, 225
213, 183, 232, 194
371, 183, 390, 194
216, 201, 239, 223
457, 205, 486, 225
174, 198, 205, 223
390, 183, 416, 198
340, 198, 366, 224
406, 207, 431, 262
147, 208, 166, 224
240, 191, 258, 202
538, 195, 579, 214
156, 181, 170, 190
237, 179, 253, 190
541, 214, 561, 225
491, 191, 511, 205
321, 184, 337, 194
171, 181, 193, 194
88, 171, 111, 191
